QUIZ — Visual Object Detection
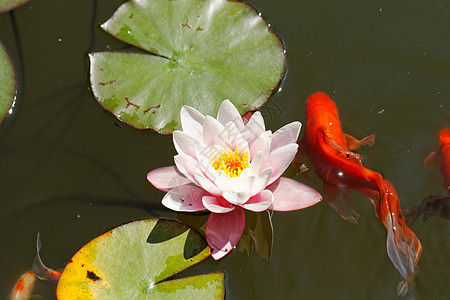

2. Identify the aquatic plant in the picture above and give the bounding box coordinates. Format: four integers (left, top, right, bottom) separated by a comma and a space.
0, 41, 16, 124
89, 0, 285, 133
147, 100, 322, 259
56, 219, 224, 299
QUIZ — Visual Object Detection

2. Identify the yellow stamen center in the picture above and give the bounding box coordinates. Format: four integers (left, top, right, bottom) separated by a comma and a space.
212, 148, 250, 177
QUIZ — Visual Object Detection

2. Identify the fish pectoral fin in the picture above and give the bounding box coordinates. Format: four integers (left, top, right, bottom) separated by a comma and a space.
323, 183, 359, 223
344, 133, 375, 151
423, 151, 440, 168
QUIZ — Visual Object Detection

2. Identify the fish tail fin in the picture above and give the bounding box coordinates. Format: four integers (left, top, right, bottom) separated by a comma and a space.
323, 182, 359, 223
344, 133, 375, 151
380, 181, 422, 296
31, 232, 61, 284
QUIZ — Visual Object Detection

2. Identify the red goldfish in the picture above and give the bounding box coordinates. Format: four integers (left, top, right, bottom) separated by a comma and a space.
295, 92, 421, 295
424, 128, 450, 195
9, 271, 35, 300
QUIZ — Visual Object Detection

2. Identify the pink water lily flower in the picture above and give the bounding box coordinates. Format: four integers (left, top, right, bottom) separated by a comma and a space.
147, 100, 322, 259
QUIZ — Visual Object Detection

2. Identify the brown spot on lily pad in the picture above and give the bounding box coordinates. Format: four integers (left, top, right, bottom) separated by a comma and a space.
98, 80, 117, 86
86, 270, 101, 282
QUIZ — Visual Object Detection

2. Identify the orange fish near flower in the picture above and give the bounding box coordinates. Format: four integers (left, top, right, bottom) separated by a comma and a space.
424, 128, 450, 195
294, 92, 421, 295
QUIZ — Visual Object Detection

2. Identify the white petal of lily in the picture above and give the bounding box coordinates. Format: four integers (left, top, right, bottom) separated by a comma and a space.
195, 143, 227, 182
265, 143, 299, 185
249, 130, 272, 161
241, 190, 274, 212
249, 168, 272, 196
147, 166, 191, 192
180, 105, 205, 141
222, 189, 252, 205
203, 116, 225, 147
271, 121, 302, 152
241, 111, 265, 145
161, 184, 207, 212
220, 121, 246, 150
202, 196, 235, 213
240, 151, 263, 178
194, 169, 222, 196
173, 130, 197, 158
217, 99, 244, 131
174, 154, 199, 186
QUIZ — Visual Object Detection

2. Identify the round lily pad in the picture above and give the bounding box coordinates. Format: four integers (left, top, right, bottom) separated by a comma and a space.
90, 0, 285, 133
0, 0, 30, 13
56, 219, 225, 299
0, 41, 16, 123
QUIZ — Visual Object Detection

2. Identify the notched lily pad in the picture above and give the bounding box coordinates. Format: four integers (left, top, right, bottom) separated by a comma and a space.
0, 41, 16, 124
90, 0, 285, 133
0, 0, 30, 13
56, 219, 225, 299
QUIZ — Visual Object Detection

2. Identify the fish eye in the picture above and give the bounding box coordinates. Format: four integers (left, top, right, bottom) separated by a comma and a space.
346, 153, 350, 158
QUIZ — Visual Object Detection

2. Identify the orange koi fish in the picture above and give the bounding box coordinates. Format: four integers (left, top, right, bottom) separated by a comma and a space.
9, 271, 35, 300
424, 128, 450, 195
31, 232, 62, 284
295, 92, 421, 295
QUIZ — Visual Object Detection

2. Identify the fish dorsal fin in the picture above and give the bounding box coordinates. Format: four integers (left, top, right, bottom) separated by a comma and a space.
344, 133, 375, 151
424, 151, 440, 168
321, 128, 362, 163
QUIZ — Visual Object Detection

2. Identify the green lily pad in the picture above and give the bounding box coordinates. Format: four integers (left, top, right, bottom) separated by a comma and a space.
90, 0, 285, 133
0, 0, 30, 13
0, 41, 16, 123
56, 219, 225, 299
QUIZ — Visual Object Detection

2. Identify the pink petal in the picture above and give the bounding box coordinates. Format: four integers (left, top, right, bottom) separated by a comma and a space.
202, 196, 235, 213
241, 190, 274, 212
206, 207, 245, 260
267, 177, 322, 211
217, 99, 244, 131
180, 105, 205, 141
173, 130, 197, 158
161, 184, 207, 212
271, 121, 301, 152
265, 143, 298, 185
147, 166, 191, 192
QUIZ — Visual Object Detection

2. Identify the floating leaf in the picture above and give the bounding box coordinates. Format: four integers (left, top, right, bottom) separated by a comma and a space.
90, 0, 285, 133
0, 41, 16, 123
56, 219, 225, 299
0, 0, 30, 13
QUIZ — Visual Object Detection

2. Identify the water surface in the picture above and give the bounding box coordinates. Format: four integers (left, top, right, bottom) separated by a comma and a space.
0, 0, 449, 299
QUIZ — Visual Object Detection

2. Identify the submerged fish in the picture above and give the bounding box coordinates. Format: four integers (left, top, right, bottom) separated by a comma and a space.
9, 271, 35, 300
424, 128, 450, 195
295, 92, 422, 295
31, 232, 62, 284
402, 195, 450, 226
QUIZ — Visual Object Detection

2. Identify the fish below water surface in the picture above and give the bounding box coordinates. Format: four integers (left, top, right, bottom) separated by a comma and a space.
294, 92, 422, 295
424, 127, 450, 195
9, 233, 62, 300
402, 195, 450, 226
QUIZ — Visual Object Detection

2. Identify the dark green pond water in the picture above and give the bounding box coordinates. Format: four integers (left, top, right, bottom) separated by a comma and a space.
1, 0, 449, 299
